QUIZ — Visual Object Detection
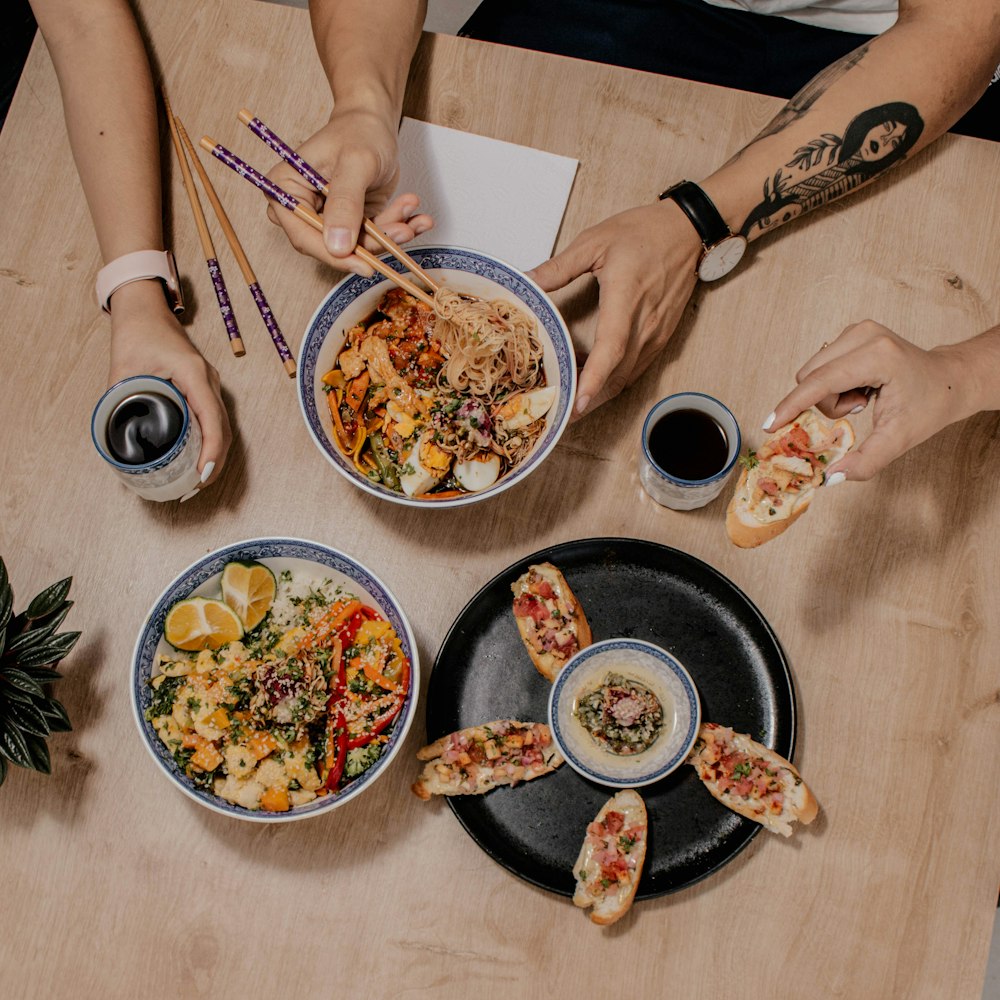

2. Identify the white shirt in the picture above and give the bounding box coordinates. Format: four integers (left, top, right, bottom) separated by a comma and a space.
700, 0, 898, 34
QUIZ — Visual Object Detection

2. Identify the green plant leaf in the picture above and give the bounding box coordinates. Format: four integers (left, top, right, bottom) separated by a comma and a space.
39, 698, 72, 733
26, 578, 72, 621
0, 575, 12, 633
0, 679, 35, 705
0, 754, 7, 787
7, 631, 80, 669
9, 602, 73, 647
23, 733, 51, 774
21, 666, 63, 684
0, 669, 44, 697
0, 698, 49, 737
0, 719, 33, 768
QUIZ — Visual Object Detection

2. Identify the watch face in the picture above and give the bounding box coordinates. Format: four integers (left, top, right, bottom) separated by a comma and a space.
698, 236, 747, 281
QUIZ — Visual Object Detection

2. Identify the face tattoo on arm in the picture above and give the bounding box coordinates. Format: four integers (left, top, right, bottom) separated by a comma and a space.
739, 101, 924, 238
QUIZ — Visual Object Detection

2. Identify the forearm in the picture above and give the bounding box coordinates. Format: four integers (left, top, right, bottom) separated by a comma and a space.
309, 0, 426, 121
700, 0, 1000, 242
31, 0, 163, 263
942, 324, 1000, 416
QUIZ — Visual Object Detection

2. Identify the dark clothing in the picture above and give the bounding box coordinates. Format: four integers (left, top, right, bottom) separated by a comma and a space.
460, 0, 999, 143
2, 0, 37, 131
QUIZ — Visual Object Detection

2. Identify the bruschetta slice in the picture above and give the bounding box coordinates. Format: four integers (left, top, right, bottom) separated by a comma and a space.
573, 789, 648, 925
511, 562, 592, 681
687, 722, 818, 837
411, 720, 563, 799
726, 407, 854, 548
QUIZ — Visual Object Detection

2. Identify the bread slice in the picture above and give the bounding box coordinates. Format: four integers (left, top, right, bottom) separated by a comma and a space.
726, 407, 855, 548
687, 722, 818, 837
511, 562, 593, 681
411, 720, 563, 800
573, 789, 648, 925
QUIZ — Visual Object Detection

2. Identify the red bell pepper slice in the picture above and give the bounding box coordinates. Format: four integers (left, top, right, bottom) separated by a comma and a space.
346, 696, 404, 750
323, 709, 348, 791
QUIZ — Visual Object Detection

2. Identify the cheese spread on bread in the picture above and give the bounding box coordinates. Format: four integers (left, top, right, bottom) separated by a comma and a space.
411, 720, 563, 799
511, 563, 592, 682
687, 723, 818, 837
573, 789, 648, 925
726, 407, 855, 547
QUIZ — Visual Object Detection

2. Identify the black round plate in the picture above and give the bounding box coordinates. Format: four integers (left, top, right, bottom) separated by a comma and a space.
426, 537, 796, 899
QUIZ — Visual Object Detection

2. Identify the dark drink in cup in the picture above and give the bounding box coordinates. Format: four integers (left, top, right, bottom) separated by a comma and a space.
106, 392, 185, 465
647, 408, 729, 480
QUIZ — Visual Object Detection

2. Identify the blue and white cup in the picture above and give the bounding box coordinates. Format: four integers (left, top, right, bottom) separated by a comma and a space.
640, 392, 741, 510
91, 376, 202, 502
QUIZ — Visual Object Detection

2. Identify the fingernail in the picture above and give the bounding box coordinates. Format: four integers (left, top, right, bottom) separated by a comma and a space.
576, 393, 591, 415
413, 219, 431, 235
179, 488, 199, 503
825, 471, 846, 488
199, 461, 215, 484
762, 411, 775, 431
850, 404, 865, 414
325, 227, 353, 255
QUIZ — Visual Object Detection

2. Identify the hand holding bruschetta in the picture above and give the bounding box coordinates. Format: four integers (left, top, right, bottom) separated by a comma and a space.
765, 320, 997, 483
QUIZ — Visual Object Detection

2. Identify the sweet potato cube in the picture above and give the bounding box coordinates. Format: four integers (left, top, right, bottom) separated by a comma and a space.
248, 731, 278, 760
260, 786, 290, 812
190, 742, 224, 772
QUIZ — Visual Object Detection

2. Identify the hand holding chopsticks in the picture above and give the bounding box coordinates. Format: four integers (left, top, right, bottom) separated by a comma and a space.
200, 113, 438, 310
237, 109, 440, 294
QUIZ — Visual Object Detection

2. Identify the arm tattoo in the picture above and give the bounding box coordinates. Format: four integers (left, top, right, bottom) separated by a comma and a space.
739, 102, 924, 238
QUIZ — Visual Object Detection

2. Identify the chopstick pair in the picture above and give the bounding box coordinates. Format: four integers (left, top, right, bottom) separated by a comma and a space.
199, 111, 439, 310
163, 92, 296, 377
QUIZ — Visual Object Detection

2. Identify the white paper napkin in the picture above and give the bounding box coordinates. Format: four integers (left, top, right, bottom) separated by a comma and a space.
394, 117, 579, 271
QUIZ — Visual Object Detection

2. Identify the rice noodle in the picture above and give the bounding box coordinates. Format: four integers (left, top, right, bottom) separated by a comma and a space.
433, 286, 544, 401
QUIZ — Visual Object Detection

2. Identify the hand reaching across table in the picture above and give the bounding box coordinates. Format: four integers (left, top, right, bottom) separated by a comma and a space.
763, 320, 1000, 482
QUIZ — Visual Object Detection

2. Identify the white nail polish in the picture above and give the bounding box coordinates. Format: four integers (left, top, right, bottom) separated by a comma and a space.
849, 404, 865, 415
825, 471, 846, 488
179, 488, 199, 503
762, 411, 775, 431
200, 461, 215, 484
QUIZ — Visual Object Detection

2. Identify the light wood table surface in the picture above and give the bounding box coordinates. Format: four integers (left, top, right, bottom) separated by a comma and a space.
2, 2, 998, 997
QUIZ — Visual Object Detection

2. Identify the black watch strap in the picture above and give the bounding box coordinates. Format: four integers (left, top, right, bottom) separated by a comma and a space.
659, 180, 731, 246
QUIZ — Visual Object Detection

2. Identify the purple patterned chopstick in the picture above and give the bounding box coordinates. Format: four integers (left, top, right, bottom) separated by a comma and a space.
248, 282, 294, 371
207, 258, 244, 354
201, 139, 307, 215
239, 112, 328, 194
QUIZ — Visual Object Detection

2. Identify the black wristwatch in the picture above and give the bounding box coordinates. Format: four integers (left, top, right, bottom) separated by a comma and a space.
659, 180, 747, 281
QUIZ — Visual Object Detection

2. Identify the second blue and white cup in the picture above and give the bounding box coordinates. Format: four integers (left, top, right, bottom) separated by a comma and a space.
640, 392, 740, 510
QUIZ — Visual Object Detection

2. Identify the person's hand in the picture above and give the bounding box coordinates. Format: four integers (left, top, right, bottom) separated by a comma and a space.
265, 109, 432, 274
529, 199, 702, 416
107, 281, 232, 491
765, 320, 975, 482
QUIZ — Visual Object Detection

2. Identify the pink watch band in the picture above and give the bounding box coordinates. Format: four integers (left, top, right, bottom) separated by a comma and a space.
95, 250, 185, 314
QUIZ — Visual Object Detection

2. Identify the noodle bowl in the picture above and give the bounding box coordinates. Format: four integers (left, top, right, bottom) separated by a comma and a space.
299, 246, 576, 509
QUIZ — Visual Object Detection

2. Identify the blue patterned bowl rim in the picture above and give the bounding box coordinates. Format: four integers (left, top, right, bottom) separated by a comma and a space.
297, 245, 576, 508
130, 537, 419, 822
548, 638, 701, 787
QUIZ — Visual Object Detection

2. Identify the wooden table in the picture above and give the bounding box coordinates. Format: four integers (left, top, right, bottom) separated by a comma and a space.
2, 2, 998, 997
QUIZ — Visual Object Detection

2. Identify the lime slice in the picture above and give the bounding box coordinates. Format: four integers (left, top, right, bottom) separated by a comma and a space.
164, 597, 244, 651
220, 561, 277, 631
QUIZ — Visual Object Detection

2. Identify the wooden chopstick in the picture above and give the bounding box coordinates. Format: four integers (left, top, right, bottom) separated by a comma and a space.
236, 108, 440, 294
174, 117, 296, 378
199, 135, 438, 310
162, 91, 244, 356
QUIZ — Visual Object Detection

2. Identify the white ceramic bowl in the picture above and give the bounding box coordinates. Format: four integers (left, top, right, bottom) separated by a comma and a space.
298, 245, 576, 508
130, 537, 418, 822
548, 638, 701, 788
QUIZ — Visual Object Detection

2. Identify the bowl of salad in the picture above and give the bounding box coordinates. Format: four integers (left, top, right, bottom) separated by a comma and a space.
298, 245, 576, 508
131, 537, 418, 821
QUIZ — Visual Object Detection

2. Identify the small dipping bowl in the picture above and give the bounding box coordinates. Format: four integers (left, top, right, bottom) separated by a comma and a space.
548, 638, 701, 788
